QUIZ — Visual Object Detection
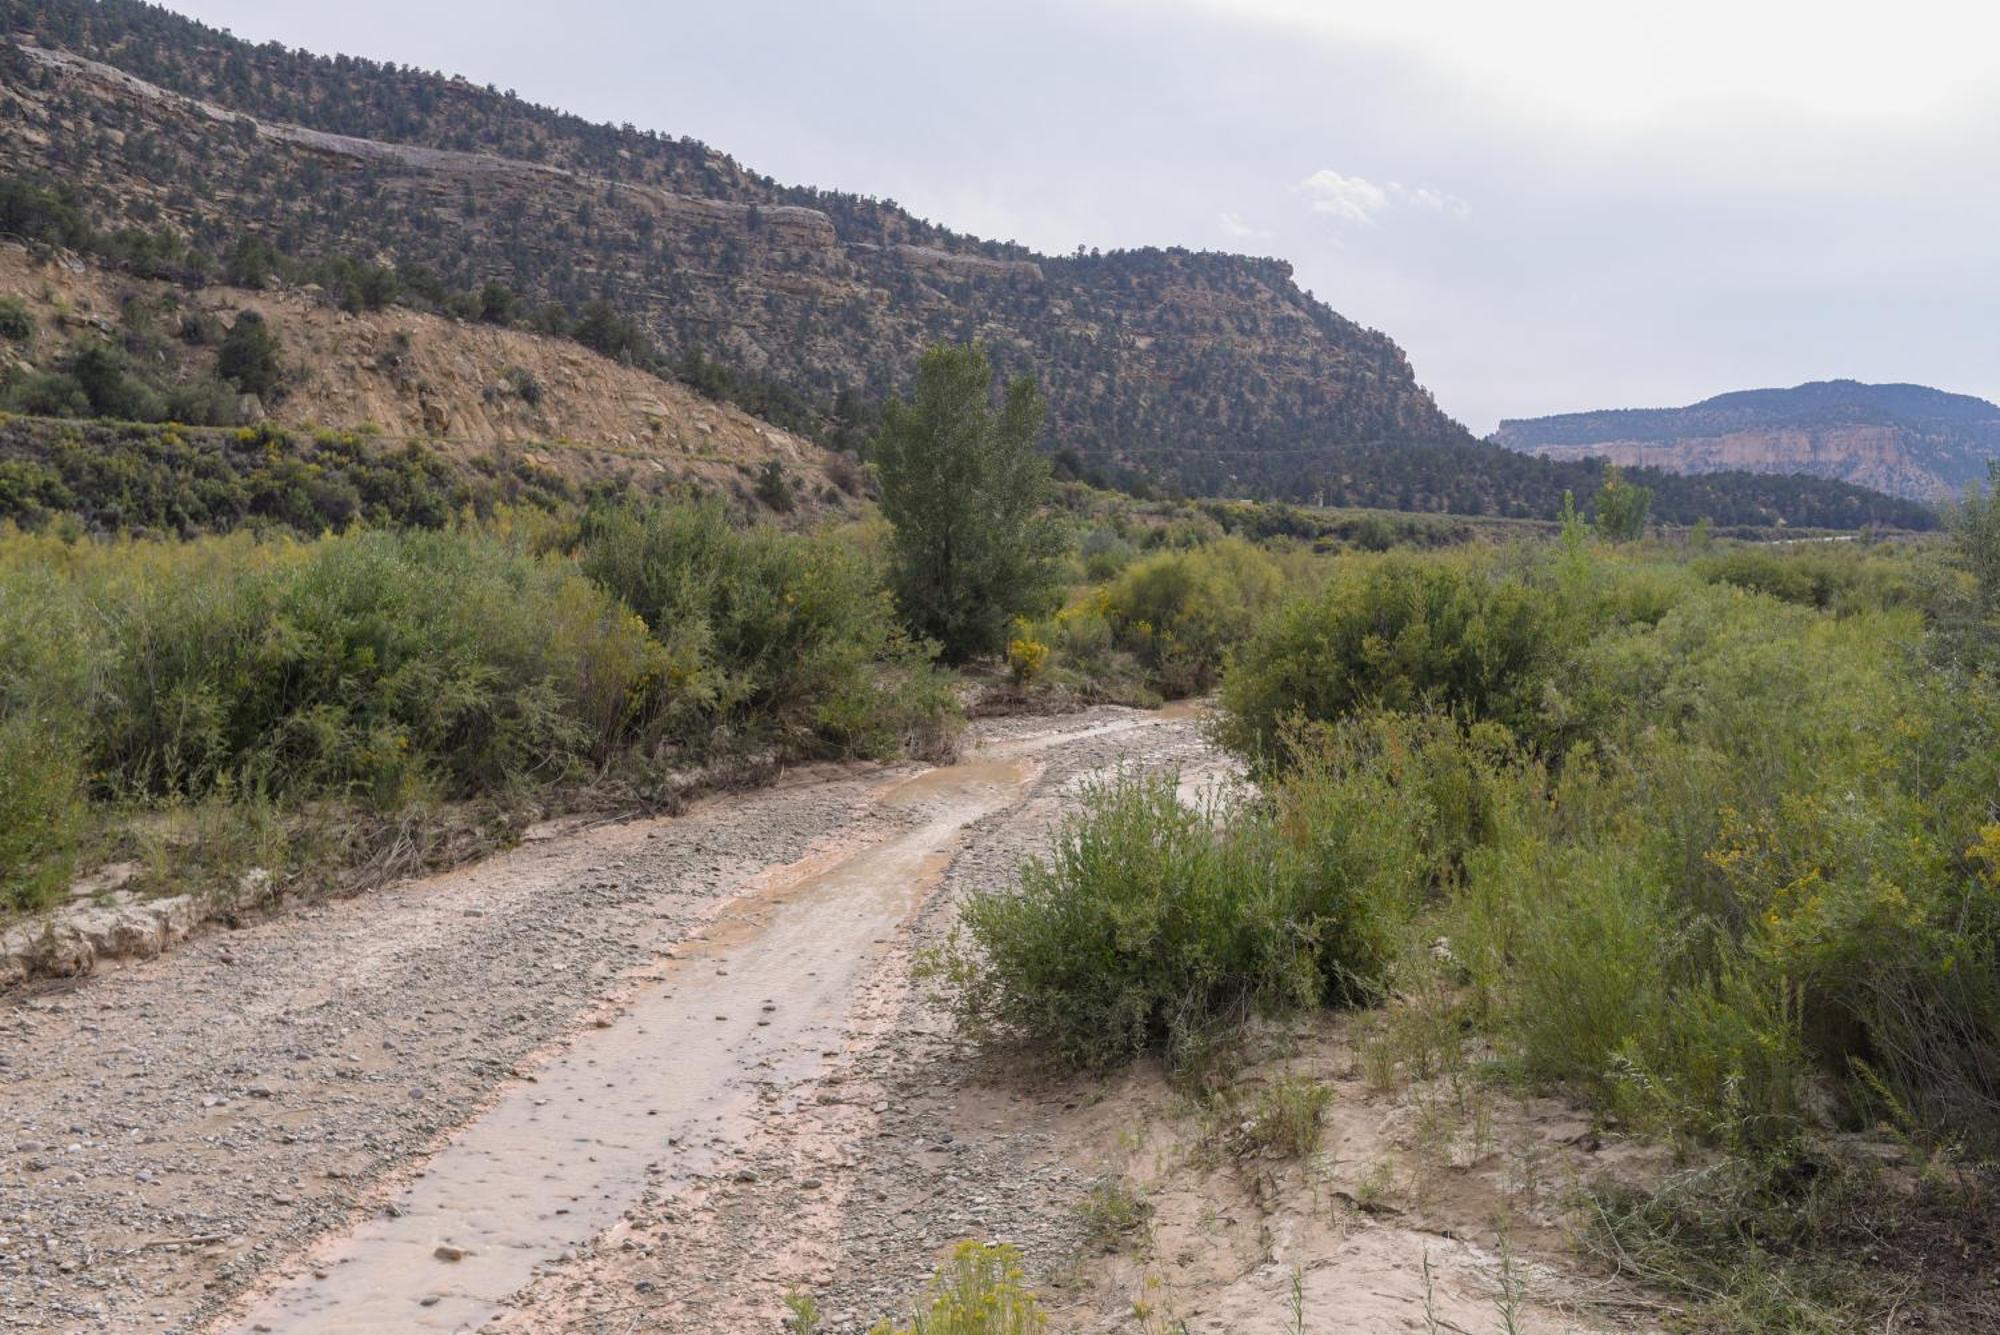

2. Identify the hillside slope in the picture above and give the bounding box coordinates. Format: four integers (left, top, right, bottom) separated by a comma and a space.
0, 243, 861, 513
1493, 380, 2000, 501
0, 0, 1469, 495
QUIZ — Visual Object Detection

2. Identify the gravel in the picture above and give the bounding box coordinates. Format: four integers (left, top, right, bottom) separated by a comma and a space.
0, 707, 1215, 1332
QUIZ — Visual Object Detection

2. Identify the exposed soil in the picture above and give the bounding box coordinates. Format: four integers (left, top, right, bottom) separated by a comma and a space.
0, 707, 1655, 1333
0, 242, 860, 516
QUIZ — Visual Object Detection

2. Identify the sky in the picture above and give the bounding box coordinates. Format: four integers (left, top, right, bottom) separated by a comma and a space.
162, 0, 2000, 433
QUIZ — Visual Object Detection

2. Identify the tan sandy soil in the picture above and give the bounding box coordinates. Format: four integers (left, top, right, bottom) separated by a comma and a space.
0, 243, 860, 515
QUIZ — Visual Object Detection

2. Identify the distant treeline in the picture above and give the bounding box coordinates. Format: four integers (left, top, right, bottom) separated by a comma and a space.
1072, 437, 1940, 531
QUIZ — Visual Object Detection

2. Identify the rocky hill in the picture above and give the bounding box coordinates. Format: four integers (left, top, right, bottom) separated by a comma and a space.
0, 0, 1470, 497
0, 242, 860, 513
1493, 380, 2000, 501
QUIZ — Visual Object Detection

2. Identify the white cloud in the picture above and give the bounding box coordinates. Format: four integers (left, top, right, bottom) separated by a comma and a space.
1299, 170, 1388, 222
1217, 210, 1267, 239
1297, 170, 1465, 224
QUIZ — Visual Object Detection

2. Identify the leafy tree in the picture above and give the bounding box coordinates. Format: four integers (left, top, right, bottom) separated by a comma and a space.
216, 310, 283, 398
1951, 460, 2000, 617
1594, 465, 1653, 542
342, 261, 400, 312
574, 299, 649, 364
874, 342, 1064, 661
477, 281, 518, 325
529, 302, 572, 337
67, 342, 161, 420
754, 459, 794, 512
223, 235, 278, 289
0, 175, 91, 249
397, 263, 448, 309
0, 297, 31, 343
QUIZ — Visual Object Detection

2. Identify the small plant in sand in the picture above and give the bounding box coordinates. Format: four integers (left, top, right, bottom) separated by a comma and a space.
782, 1289, 822, 1333
868, 1240, 1047, 1335
1077, 1176, 1153, 1253
1240, 1075, 1334, 1159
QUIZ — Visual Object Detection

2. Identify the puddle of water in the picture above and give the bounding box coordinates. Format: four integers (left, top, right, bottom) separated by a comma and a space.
224, 758, 1031, 1334
983, 701, 1202, 759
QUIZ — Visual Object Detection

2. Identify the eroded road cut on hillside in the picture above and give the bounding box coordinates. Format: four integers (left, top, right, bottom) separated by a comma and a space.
228, 758, 1036, 1332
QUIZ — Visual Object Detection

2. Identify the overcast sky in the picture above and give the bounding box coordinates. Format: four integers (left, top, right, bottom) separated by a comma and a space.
162, 0, 2000, 433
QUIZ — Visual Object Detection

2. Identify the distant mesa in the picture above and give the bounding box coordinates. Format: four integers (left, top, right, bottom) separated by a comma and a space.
1492, 380, 2000, 501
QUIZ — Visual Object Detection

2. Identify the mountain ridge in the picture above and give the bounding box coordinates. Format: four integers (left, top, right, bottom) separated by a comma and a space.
1493, 379, 2000, 500
0, 0, 1470, 497
0, 1, 1942, 528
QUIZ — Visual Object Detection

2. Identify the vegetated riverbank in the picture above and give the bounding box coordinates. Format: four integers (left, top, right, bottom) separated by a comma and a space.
6, 507, 1988, 1333
928, 508, 2000, 1331
0, 497, 957, 970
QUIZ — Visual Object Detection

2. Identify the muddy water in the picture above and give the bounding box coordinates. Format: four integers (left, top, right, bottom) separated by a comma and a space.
224, 757, 1034, 1334
983, 697, 1204, 760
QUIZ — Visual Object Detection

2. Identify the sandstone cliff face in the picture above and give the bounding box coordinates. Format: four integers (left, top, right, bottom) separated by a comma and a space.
1517, 426, 1953, 501
0, 13, 1468, 497
1493, 381, 2000, 501
0, 245, 861, 513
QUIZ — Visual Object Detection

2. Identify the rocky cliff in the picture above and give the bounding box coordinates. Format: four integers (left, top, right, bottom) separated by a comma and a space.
0, 2, 1471, 498
1493, 380, 2000, 501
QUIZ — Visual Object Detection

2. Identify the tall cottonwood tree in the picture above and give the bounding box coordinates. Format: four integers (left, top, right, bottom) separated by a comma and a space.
875, 342, 1064, 661
1594, 465, 1653, 542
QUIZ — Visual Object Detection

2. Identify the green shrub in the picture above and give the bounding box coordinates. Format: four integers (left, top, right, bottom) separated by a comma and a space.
1078, 526, 1137, 581
1238, 1073, 1334, 1157
1076, 1177, 1152, 1251
2, 370, 89, 417
1104, 536, 1284, 697
867, 1241, 1047, 1335
1277, 711, 1505, 901
1442, 572, 2000, 1147
1193, 537, 2000, 1152
0, 297, 33, 343
0, 419, 568, 536
753, 459, 794, 512
578, 499, 956, 759
1694, 546, 1861, 609
1218, 553, 1561, 763
0, 502, 964, 921
0, 714, 82, 911
84, 529, 661, 806
947, 772, 1392, 1068
504, 366, 543, 405
0, 552, 97, 909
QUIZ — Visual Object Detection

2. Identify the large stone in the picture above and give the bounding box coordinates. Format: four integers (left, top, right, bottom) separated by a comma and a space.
146, 896, 200, 947
68, 905, 165, 960
0, 920, 96, 979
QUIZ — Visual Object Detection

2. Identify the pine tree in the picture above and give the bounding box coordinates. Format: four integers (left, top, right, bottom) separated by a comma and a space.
216, 310, 283, 398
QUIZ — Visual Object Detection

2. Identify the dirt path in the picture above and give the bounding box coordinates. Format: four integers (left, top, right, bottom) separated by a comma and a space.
0, 709, 1196, 1331
1, 706, 1648, 1333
